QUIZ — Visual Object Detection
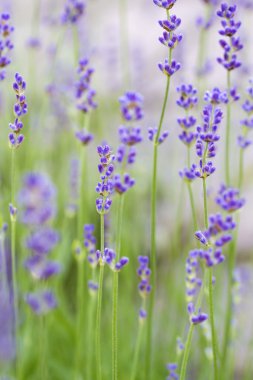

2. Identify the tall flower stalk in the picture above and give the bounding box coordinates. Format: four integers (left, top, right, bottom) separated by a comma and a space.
8, 73, 28, 374
112, 91, 143, 379
217, 3, 243, 185
147, 1, 181, 377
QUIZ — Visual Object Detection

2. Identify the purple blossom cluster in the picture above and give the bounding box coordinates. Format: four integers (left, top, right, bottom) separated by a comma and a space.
137, 256, 151, 320
153, 0, 177, 10
217, 3, 243, 71
75, 58, 97, 114
9, 73, 27, 149
117, 92, 143, 167
61, 0, 85, 24
177, 84, 198, 150
96, 145, 115, 214
166, 363, 179, 380
18, 172, 60, 315
238, 79, 253, 149
157, 10, 182, 77
216, 184, 245, 212
0, 13, 14, 81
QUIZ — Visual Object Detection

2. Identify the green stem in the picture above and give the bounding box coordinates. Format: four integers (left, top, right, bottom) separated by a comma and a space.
96, 214, 105, 380
225, 71, 231, 186
208, 267, 219, 380
11, 148, 19, 374
202, 178, 208, 229
179, 324, 194, 380
187, 182, 198, 233
87, 289, 96, 380
131, 323, 144, 380
146, 52, 172, 380
112, 196, 125, 380
74, 259, 85, 379
39, 316, 47, 380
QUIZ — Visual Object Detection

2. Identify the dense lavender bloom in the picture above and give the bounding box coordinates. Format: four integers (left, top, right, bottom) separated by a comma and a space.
194, 94, 224, 179
75, 58, 97, 114
113, 173, 135, 194
96, 145, 115, 214
18, 172, 57, 225
66, 157, 79, 216
217, 3, 243, 71
238, 79, 253, 149
95, 248, 129, 271
118, 125, 142, 146
119, 92, 144, 122
158, 59, 181, 77
159, 32, 183, 49
216, 185, 245, 212
188, 302, 208, 325
204, 88, 228, 105
75, 130, 93, 145
26, 227, 59, 255
0, 13, 14, 81
166, 363, 179, 380
179, 165, 197, 182
159, 15, 181, 32
0, 289, 15, 362
61, 0, 85, 24
9, 73, 27, 149
176, 84, 198, 110
25, 291, 57, 315
84, 224, 99, 271
137, 256, 151, 320
153, 0, 177, 9
148, 127, 169, 144
116, 145, 136, 165
24, 255, 61, 280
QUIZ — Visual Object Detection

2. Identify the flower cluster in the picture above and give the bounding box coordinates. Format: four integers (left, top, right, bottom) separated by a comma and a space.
157, 10, 182, 78
61, 0, 85, 24
21, 172, 60, 315
216, 184, 245, 212
148, 127, 169, 145
113, 174, 135, 195
177, 84, 198, 153
116, 92, 143, 167
96, 145, 115, 214
97, 248, 129, 271
238, 79, 253, 149
75, 58, 97, 114
217, 3, 243, 71
83, 224, 99, 292
137, 256, 151, 320
9, 73, 28, 149
166, 363, 179, 380
194, 89, 225, 179
0, 13, 14, 81
153, 0, 177, 10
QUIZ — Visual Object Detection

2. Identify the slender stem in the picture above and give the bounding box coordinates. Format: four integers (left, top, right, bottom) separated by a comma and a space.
203, 177, 219, 379
87, 291, 96, 380
146, 54, 172, 380
11, 148, 19, 373
96, 214, 105, 380
112, 196, 125, 380
74, 259, 85, 379
39, 316, 47, 380
187, 182, 198, 233
225, 71, 231, 186
179, 324, 194, 380
131, 323, 144, 380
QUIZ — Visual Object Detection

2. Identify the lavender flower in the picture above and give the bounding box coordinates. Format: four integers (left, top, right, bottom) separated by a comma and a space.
24, 255, 61, 280
166, 363, 179, 380
217, 3, 243, 71
96, 145, 115, 214
238, 79, 253, 150
25, 291, 57, 315
75, 130, 93, 145
113, 173, 135, 194
118, 125, 142, 146
0, 13, 14, 81
26, 227, 59, 255
148, 128, 169, 145
216, 185, 245, 212
119, 92, 144, 122
137, 256, 151, 320
61, 0, 85, 24
153, 0, 177, 9
75, 58, 97, 114
9, 73, 27, 149
95, 247, 129, 272
158, 59, 181, 77
18, 172, 57, 225
66, 157, 80, 216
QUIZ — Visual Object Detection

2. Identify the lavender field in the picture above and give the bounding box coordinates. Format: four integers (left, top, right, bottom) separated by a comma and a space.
1, 0, 253, 379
